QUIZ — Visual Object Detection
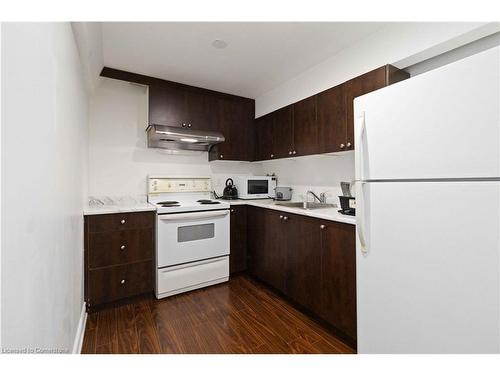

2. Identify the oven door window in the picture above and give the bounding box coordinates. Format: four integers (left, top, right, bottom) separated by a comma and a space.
248, 179, 268, 194
177, 223, 215, 243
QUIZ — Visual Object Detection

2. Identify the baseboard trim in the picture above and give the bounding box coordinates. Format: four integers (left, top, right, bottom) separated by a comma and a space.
72, 302, 87, 354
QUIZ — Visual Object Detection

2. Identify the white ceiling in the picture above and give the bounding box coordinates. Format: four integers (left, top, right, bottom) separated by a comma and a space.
102, 22, 388, 98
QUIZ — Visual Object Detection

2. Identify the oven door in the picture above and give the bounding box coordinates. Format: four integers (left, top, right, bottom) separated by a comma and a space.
157, 209, 229, 268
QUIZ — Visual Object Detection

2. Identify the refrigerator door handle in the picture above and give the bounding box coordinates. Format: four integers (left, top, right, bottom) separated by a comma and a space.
355, 111, 366, 181
355, 181, 368, 254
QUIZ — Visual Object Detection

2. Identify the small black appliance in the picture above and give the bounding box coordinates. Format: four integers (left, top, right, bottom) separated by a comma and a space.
222, 178, 239, 200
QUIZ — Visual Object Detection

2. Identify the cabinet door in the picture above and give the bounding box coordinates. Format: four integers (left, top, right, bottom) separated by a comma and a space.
247, 207, 286, 292
230, 205, 247, 274
284, 214, 322, 312
319, 221, 356, 340
214, 97, 254, 161
272, 106, 294, 158
185, 89, 218, 131
293, 95, 318, 156
317, 84, 346, 153
344, 65, 409, 150
148, 84, 187, 127
254, 114, 274, 161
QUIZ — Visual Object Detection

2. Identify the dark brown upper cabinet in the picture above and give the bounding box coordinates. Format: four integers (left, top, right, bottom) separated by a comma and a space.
253, 64, 409, 161
148, 84, 188, 128
317, 84, 346, 153
272, 105, 294, 158
293, 96, 318, 156
209, 97, 255, 161
344, 65, 410, 149
149, 84, 220, 131
254, 113, 274, 161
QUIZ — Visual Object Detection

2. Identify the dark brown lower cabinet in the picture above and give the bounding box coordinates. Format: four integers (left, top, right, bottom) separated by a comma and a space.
247, 207, 287, 293
84, 211, 155, 310
87, 260, 153, 306
319, 220, 357, 341
285, 215, 322, 312
229, 205, 247, 274
247, 207, 356, 343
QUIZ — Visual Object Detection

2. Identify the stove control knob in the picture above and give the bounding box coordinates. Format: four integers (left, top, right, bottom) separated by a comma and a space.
120, 279, 126, 285
120, 219, 126, 225
120, 245, 126, 250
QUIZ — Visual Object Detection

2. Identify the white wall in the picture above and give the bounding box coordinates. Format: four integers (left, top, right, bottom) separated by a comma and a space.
1, 23, 88, 353
88, 78, 263, 198
71, 22, 104, 93
257, 152, 355, 204
255, 22, 499, 116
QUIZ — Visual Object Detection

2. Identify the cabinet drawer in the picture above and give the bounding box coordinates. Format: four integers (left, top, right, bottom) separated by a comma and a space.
87, 261, 153, 306
86, 211, 154, 233
88, 228, 153, 269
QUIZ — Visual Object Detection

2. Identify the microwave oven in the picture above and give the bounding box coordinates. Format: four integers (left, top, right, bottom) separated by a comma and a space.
235, 176, 277, 199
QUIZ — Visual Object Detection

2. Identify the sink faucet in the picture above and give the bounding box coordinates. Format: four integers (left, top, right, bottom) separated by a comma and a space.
306, 190, 326, 203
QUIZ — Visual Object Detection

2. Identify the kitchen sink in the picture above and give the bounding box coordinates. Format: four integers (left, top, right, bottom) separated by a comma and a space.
275, 202, 337, 210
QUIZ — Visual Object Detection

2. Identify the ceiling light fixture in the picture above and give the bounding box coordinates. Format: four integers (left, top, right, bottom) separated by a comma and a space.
211, 39, 228, 49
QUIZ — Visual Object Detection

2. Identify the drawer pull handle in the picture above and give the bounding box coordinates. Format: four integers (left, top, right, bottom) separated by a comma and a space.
320, 224, 326, 229
279, 215, 283, 220
120, 279, 126, 285
120, 245, 126, 250
120, 219, 126, 224
283, 216, 289, 221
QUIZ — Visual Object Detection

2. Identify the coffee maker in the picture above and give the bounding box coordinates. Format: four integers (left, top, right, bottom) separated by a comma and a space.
338, 181, 355, 216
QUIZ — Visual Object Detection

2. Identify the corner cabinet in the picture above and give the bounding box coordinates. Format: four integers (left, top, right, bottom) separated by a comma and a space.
247, 207, 357, 345
254, 64, 410, 160
209, 96, 255, 161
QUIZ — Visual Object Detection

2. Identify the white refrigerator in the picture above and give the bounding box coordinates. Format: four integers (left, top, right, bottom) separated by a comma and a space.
354, 46, 500, 353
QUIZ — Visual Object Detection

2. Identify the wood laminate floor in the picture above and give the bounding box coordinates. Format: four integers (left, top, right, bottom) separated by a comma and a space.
81, 275, 355, 354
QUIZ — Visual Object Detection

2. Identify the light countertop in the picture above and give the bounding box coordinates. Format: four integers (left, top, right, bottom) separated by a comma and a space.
84, 196, 156, 215
83, 196, 355, 225
222, 199, 356, 225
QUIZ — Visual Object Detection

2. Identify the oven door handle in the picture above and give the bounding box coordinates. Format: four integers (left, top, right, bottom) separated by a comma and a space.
158, 210, 229, 221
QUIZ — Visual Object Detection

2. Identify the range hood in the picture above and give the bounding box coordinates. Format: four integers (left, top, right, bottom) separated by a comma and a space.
146, 124, 225, 152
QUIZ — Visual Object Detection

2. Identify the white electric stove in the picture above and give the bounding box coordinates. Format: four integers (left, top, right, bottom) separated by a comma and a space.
148, 176, 230, 299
